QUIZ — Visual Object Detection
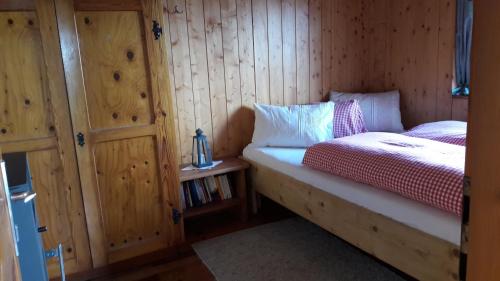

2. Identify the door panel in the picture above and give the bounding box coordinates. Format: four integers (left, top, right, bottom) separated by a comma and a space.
28, 149, 77, 262
0, 1, 92, 277
0, 12, 55, 142
466, 0, 500, 279
76, 11, 153, 130
56, 0, 182, 266
95, 136, 168, 262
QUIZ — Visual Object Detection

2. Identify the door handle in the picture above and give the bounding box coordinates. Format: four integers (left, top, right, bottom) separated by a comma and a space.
10, 191, 36, 203
46, 244, 66, 281
38, 226, 48, 233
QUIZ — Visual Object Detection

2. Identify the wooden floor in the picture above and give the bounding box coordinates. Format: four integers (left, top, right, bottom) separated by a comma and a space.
68, 199, 292, 281
91, 255, 214, 281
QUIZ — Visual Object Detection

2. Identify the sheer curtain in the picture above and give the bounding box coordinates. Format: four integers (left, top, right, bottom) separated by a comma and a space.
453, 0, 473, 96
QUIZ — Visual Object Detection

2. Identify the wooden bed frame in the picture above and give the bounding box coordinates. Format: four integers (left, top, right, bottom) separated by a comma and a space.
245, 158, 460, 281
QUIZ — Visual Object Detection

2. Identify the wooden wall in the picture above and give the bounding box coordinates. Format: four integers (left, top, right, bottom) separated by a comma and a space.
164, 0, 468, 163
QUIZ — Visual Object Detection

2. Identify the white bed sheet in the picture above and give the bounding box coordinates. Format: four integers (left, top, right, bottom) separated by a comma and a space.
243, 145, 461, 245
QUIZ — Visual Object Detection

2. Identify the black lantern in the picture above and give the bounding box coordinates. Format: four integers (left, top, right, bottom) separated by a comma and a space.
192, 128, 213, 168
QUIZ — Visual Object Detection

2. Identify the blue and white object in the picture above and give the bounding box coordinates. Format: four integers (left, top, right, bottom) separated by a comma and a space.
3, 153, 65, 281
192, 128, 213, 168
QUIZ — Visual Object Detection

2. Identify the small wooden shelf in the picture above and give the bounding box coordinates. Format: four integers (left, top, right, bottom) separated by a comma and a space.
179, 157, 249, 222
180, 157, 249, 182
184, 198, 242, 220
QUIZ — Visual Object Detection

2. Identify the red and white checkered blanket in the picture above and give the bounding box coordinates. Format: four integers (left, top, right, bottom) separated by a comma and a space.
303, 132, 464, 215
402, 121, 467, 146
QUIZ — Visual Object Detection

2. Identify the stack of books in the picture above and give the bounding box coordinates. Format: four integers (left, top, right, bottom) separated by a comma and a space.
180, 174, 233, 209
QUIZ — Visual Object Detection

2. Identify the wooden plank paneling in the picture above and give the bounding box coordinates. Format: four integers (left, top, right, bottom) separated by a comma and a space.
415, 0, 440, 125
452, 97, 468, 122
221, 0, 243, 156
186, 0, 214, 152
385, 0, 438, 127
268, 0, 284, 105
282, 0, 296, 105
252, 0, 270, 106
236, 0, 256, 147
296, 0, 309, 104
321, 0, 333, 95
384, 0, 455, 128
436, 0, 456, 120
309, 0, 322, 102
205, 0, 229, 158
384, 0, 405, 115
165, 0, 464, 161
162, 0, 182, 164
331, 0, 348, 91
363, 0, 387, 92
333, 0, 365, 92
167, 0, 195, 164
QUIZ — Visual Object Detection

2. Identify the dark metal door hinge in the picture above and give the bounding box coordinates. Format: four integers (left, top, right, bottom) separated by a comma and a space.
459, 175, 471, 281
76, 132, 85, 147
152, 20, 162, 40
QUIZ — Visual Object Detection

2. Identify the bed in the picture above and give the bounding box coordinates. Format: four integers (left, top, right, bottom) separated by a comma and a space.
243, 141, 461, 281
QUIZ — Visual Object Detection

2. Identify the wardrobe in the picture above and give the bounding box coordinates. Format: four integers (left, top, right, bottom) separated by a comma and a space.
0, 0, 181, 277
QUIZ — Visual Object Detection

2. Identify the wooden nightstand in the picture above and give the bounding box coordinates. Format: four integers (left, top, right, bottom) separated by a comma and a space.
179, 158, 249, 222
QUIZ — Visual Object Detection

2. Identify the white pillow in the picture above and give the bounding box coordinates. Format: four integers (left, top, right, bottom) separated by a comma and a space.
330, 90, 404, 132
252, 102, 335, 147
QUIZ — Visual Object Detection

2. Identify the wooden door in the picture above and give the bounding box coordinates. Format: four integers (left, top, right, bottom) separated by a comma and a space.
55, 0, 182, 266
465, 0, 500, 279
0, 151, 21, 281
0, 0, 92, 277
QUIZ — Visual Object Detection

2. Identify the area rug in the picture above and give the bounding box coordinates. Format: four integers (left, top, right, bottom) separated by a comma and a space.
193, 217, 409, 281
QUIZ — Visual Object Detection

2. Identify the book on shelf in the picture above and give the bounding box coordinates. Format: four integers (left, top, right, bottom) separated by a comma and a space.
185, 182, 193, 207
202, 178, 213, 203
214, 176, 225, 199
180, 174, 234, 210
195, 179, 206, 204
219, 175, 232, 199
180, 184, 186, 210
187, 180, 202, 207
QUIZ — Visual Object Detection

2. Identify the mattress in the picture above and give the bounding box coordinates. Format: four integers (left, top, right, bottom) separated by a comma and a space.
243, 145, 461, 245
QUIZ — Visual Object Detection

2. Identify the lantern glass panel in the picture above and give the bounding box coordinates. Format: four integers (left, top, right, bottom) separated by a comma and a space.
192, 129, 213, 168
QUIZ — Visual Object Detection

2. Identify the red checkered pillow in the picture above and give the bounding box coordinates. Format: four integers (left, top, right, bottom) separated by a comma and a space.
334, 100, 368, 138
